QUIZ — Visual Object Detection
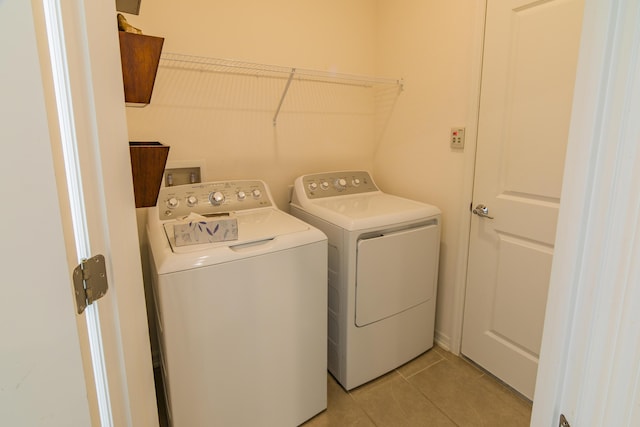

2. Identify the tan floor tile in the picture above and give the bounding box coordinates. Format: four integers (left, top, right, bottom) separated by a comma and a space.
408, 358, 531, 427
476, 374, 532, 417
302, 375, 375, 427
157, 350, 532, 427
396, 347, 446, 379
434, 345, 459, 361
350, 371, 456, 427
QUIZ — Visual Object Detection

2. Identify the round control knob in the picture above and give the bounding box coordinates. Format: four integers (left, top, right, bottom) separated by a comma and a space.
320, 181, 329, 190
308, 182, 318, 191
186, 195, 198, 206
166, 197, 179, 209
209, 191, 225, 206
334, 178, 347, 191
352, 178, 361, 187
237, 191, 246, 201
252, 189, 262, 199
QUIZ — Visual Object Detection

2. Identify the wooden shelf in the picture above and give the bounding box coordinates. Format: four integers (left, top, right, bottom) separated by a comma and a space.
119, 32, 164, 105
129, 142, 169, 208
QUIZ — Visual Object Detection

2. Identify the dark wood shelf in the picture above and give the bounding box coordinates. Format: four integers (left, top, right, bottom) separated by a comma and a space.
119, 32, 164, 105
129, 142, 169, 208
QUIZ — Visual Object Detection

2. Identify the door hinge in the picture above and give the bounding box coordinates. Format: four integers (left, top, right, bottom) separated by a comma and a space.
73, 254, 109, 314
559, 414, 571, 427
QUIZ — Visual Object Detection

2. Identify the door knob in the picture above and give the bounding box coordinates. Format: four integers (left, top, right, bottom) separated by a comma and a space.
472, 204, 494, 219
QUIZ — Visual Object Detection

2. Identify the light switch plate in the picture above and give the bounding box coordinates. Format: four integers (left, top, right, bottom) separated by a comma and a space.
450, 127, 465, 149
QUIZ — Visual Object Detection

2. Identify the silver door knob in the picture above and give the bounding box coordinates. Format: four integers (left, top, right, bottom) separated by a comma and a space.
472, 204, 494, 219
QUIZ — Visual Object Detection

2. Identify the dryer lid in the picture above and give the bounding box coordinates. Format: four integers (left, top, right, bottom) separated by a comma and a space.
291, 171, 440, 230
294, 192, 440, 230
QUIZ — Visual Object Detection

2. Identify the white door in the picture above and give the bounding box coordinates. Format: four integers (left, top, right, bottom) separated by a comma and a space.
0, 1, 94, 425
461, 0, 584, 400
1, 0, 157, 425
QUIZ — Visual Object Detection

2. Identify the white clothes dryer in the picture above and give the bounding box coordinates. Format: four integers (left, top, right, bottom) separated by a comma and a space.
147, 180, 327, 426
290, 171, 441, 390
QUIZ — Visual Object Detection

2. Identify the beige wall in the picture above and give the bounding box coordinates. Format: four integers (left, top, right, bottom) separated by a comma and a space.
126, 1, 485, 352
125, 0, 380, 209
373, 1, 485, 348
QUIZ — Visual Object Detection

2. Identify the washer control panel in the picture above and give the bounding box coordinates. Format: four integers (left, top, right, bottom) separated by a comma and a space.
300, 171, 379, 199
157, 180, 272, 220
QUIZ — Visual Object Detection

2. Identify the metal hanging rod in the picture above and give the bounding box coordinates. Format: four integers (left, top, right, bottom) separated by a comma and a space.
158, 52, 404, 125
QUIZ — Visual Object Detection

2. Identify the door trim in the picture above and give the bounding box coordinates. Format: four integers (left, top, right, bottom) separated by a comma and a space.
446, 0, 487, 355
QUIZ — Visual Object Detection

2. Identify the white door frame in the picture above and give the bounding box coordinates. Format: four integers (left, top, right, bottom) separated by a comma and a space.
448, 0, 487, 355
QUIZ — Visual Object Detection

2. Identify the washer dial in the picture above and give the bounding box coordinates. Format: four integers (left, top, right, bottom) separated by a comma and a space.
209, 191, 225, 206
186, 195, 198, 206
167, 197, 179, 209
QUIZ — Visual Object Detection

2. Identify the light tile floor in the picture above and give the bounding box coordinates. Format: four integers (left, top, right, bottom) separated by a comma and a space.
156, 345, 532, 426
302, 346, 532, 427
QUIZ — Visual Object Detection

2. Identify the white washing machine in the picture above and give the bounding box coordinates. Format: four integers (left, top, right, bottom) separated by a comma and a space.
147, 180, 327, 426
290, 171, 441, 390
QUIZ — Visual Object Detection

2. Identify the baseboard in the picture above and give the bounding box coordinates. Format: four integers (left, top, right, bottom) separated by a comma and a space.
434, 330, 452, 354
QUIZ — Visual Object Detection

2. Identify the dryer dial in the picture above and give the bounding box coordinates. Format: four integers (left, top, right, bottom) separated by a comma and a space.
334, 178, 347, 191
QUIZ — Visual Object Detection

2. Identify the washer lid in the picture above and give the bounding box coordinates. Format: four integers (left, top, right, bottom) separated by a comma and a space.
148, 206, 326, 274
294, 192, 441, 230
164, 208, 310, 253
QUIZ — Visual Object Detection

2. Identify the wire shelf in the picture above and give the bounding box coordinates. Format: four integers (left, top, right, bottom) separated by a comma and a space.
158, 52, 404, 125
160, 52, 403, 88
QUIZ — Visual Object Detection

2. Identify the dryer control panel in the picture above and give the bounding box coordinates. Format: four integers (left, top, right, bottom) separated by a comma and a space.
157, 180, 272, 220
298, 171, 379, 199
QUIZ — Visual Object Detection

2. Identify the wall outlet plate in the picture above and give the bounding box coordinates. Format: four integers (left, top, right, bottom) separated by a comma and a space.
450, 127, 465, 149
